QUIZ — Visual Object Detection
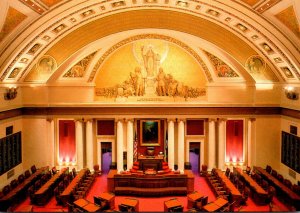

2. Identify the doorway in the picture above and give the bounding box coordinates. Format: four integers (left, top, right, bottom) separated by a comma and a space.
101, 142, 112, 174
189, 142, 200, 173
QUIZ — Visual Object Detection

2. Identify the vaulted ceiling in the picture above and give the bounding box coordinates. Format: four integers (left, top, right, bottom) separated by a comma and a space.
0, 0, 299, 86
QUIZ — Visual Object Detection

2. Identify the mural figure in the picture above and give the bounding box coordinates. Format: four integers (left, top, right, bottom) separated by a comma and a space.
134, 66, 144, 96
156, 67, 166, 96
141, 45, 161, 77
37, 56, 56, 75
245, 55, 265, 74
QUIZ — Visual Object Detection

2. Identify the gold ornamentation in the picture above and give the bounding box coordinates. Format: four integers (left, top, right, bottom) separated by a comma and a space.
8, 68, 21, 79
281, 67, 294, 78
236, 23, 248, 32
42, 35, 51, 41
63, 52, 96, 78
205, 51, 239, 77
176, 1, 189, 7
0, 7, 27, 42
261, 43, 274, 54
206, 9, 220, 17
111, 1, 126, 7
52, 24, 67, 34
28, 43, 42, 55
245, 55, 266, 74
81, 10, 95, 18
20, 58, 29, 64
274, 57, 283, 63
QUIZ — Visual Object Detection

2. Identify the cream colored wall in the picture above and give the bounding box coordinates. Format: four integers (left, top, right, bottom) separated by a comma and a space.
280, 117, 300, 183
17, 84, 283, 106
0, 117, 23, 189
254, 116, 281, 170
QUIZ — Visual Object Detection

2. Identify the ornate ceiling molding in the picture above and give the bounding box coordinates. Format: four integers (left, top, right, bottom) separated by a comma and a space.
0, 0, 299, 84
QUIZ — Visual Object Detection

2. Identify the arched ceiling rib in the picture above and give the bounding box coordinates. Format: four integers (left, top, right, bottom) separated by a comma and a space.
0, 0, 299, 85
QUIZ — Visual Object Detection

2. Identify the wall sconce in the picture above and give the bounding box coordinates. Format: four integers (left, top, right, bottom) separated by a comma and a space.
285, 86, 299, 100
4, 87, 18, 100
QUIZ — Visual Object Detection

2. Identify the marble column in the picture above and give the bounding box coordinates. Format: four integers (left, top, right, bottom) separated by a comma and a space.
46, 118, 55, 167
218, 118, 226, 171
76, 119, 84, 170
168, 119, 175, 171
247, 118, 256, 167
127, 119, 134, 171
86, 119, 94, 170
178, 119, 185, 173
117, 119, 124, 173
208, 118, 216, 171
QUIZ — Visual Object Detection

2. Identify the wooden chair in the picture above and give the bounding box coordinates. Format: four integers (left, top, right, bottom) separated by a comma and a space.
283, 179, 292, 189
10, 179, 18, 189
34, 180, 41, 190
261, 179, 269, 191
276, 174, 284, 182
94, 164, 101, 176
18, 174, 25, 184
31, 165, 37, 174
225, 168, 230, 177
51, 166, 57, 175
240, 186, 250, 205
200, 164, 208, 177
271, 170, 277, 178
24, 170, 31, 179
245, 166, 251, 175
2, 185, 11, 196
266, 165, 272, 173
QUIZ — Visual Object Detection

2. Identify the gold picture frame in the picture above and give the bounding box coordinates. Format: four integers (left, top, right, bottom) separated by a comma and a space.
140, 120, 160, 146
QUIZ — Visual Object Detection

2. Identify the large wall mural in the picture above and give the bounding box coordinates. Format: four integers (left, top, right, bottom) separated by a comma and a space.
94, 39, 207, 102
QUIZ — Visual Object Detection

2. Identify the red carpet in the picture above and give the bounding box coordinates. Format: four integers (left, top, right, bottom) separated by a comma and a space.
14, 172, 290, 212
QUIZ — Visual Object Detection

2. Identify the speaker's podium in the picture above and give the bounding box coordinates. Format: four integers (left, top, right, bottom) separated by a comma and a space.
137, 155, 164, 170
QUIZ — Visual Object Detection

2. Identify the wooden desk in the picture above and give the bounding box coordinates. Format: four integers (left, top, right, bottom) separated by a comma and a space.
73, 198, 101, 212
203, 203, 220, 212
96, 192, 115, 210
120, 198, 139, 212
164, 199, 182, 212
234, 167, 268, 204
203, 198, 228, 212
33, 167, 68, 206
187, 191, 203, 209
0, 166, 49, 211
254, 167, 300, 210
60, 169, 87, 205
215, 169, 242, 205
214, 197, 228, 208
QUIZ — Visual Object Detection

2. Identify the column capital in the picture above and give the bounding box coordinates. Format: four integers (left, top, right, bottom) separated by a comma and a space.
46, 117, 54, 122
82, 118, 93, 123
115, 118, 125, 123
75, 118, 84, 123
218, 118, 227, 122
167, 118, 176, 123
177, 118, 186, 123
125, 118, 134, 123
208, 118, 217, 122
248, 117, 256, 122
